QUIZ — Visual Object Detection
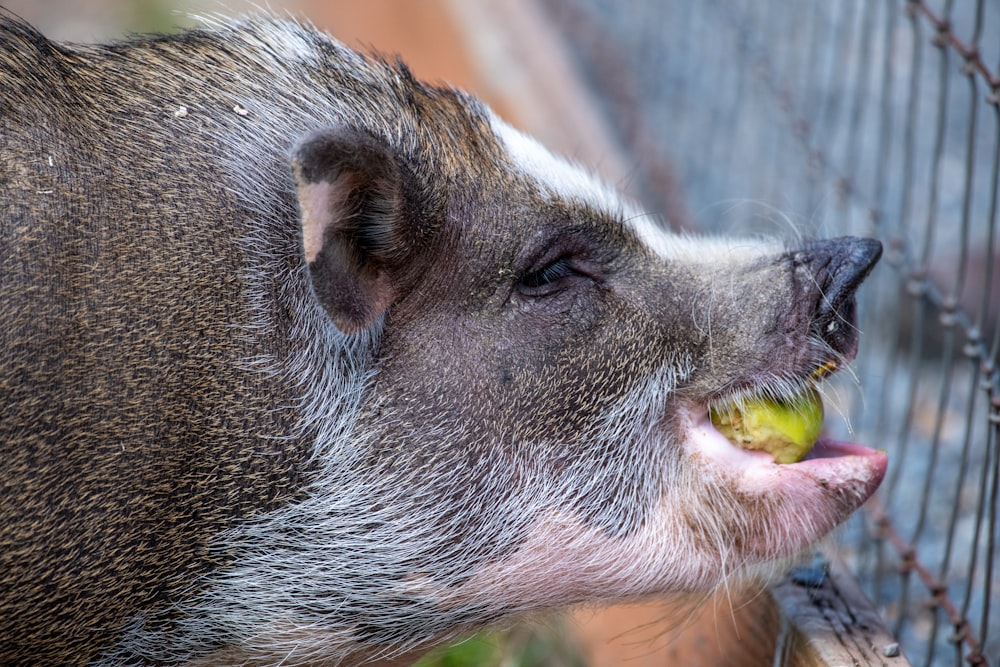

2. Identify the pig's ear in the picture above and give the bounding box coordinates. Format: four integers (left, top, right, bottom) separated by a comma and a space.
291, 128, 410, 335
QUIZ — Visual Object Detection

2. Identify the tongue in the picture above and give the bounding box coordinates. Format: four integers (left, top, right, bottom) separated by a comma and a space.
805, 439, 885, 460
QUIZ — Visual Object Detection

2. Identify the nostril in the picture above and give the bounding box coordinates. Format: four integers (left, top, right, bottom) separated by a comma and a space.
815, 296, 858, 356
796, 237, 882, 356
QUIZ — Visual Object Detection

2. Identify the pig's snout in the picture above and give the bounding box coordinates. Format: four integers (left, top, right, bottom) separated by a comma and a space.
797, 236, 882, 358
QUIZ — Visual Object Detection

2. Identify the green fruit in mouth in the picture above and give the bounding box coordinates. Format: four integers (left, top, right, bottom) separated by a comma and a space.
709, 385, 825, 464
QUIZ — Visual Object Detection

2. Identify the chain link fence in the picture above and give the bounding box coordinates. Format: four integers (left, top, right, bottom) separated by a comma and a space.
539, 1, 1000, 664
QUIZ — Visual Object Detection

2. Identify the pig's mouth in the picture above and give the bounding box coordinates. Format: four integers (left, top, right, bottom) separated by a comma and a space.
686, 360, 887, 490
688, 408, 885, 474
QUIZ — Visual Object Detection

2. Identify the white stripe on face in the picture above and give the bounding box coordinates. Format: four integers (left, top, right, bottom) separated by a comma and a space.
490, 114, 685, 260
491, 115, 628, 218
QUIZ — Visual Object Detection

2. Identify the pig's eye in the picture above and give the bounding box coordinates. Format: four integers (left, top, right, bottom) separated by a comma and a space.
518, 257, 578, 296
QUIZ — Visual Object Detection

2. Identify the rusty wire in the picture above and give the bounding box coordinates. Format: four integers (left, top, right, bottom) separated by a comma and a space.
719, 2, 1000, 664
543, 0, 999, 664
738, 2, 998, 664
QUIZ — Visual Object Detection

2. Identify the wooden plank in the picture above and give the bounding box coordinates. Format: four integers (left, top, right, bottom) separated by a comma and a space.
772, 554, 911, 667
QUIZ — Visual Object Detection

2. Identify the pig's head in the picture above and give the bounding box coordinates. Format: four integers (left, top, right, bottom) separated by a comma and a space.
180, 97, 885, 661
90, 27, 884, 663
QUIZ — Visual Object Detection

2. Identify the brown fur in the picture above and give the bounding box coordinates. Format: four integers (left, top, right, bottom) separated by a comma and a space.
1, 14, 884, 665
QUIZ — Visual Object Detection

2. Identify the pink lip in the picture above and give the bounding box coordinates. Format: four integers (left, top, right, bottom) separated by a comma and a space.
682, 407, 887, 560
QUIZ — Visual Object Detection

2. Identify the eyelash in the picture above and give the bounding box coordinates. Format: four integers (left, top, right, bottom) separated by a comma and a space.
519, 257, 575, 291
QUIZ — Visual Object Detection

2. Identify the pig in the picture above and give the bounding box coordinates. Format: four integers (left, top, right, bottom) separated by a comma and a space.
0, 12, 886, 666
